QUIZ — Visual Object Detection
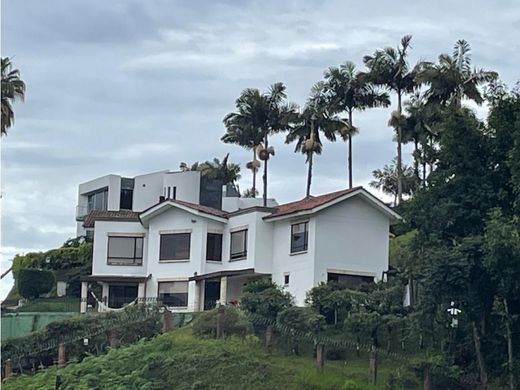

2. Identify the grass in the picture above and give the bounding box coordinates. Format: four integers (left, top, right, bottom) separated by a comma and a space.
3, 327, 419, 390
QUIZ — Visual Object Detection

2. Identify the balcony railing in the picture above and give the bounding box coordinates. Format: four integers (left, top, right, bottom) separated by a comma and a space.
76, 205, 89, 220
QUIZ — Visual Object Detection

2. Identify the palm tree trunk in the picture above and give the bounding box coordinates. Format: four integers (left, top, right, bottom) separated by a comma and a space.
348, 109, 353, 189
396, 91, 403, 204
504, 298, 515, 390
263, 135, 268, 207
306, 152, 313, 198
252, 148, 257, 197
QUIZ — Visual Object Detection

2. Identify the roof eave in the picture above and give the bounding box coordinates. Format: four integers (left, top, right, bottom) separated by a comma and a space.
139, 201, 228, 227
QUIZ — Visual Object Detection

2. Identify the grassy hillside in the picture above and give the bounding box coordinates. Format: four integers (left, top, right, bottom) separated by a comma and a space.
3, 328, 415, 390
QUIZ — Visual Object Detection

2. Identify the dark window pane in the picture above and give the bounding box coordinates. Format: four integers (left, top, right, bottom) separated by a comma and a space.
327, 273, 374, 289
230, 230, 247, 259
120, 189, 133, 210
284, 274, 290, 285
88, 189, 108, 212
291, 222, 308, 253
206, 233, 223, 261
158, 281, 188, 307
107, 236, 143, 265
160, 233, 191, 260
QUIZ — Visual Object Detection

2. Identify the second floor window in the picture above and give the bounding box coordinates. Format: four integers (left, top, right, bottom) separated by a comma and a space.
206, 233, 223, 261
87, 189, 108, 212
291, 221, 308, 253
160, 233, 191, 261
230, 229, 247, 260
107, 236, 143, 265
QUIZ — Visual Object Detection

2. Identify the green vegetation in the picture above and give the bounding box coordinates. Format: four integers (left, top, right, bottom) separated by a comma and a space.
4, 328, 409, 390
10, 297, 80, 313
17, 269, 55, 300
1, 57, 26, 136
192, 305, 253, 338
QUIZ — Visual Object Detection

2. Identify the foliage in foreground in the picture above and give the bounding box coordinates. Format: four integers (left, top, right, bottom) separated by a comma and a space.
17, 268, 55, 300
191, 305, 253, 338
4, 329, 389, 390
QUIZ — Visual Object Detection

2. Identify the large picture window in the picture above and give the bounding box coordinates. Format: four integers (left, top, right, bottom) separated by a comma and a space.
206, 233, 223, 262
87, 188, 108, 212
158, 281, 188, 307
107, 236, 143, 265
160, 233, 191, 261
230, 229, 247, 260
291, 221, 308, 253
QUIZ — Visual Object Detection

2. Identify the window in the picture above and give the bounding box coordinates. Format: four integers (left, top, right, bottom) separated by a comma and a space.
327, 273, 374, 289
291, 222, 308, 253
160, 233, 191, 261
284, 274, 290, 286
120, 188, 133, 210
230, 229, 247, 260
206, 233, 223, 261
87, 189, 108, 212
107, 236, 143, 265
158, 281, 188, 307
165, 186, 177, 200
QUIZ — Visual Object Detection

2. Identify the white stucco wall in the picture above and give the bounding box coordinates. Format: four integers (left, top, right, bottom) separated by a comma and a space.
91, 220, 148, 277
162, 171, 201, 204
133, 171, 168, 211
314, 196, 390, 285
269, 217, 317, 306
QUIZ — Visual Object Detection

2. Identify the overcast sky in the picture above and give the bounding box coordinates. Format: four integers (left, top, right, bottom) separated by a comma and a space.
1, 0, 519, 299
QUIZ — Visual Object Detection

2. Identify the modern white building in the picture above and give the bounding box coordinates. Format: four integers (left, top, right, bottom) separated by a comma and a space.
78, 170, 400, 312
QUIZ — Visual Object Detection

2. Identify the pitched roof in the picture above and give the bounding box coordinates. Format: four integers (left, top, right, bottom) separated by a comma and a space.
171, 199, 229, 218
264, 187, 363, 220
83, 210, 140, 228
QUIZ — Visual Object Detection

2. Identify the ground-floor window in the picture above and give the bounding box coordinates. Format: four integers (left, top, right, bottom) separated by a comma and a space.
327, 272, 374, 289
108, 284, 138, 308
158, 281, 189, 307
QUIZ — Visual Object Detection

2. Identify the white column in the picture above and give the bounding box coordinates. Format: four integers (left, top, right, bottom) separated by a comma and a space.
138, 282, 146, 304
101, 283, 109, 312
220, 276, 228, 306
200, 280, 205, 311
80, 282, 88, 313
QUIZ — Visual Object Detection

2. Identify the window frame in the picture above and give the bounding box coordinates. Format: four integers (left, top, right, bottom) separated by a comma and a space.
284, 273, 290, 286
87, 188, 108, 213
206, 232, 223, 262
159, 233, 191, 261
157, 281, 189, 308
290, 221, 309, 254
107, 236, 143, 266
230, 229, 248, 260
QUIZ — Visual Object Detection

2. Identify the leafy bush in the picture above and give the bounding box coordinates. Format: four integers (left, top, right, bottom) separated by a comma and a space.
240, 278, 293, 323
192, 305, 253, 338
17, 268, 55, 299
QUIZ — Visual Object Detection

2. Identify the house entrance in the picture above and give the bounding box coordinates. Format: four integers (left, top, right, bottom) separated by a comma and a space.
108, 284, 138, 308
203, 280, 220, 310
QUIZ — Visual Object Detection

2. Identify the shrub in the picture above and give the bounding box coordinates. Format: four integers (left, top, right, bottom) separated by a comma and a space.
17, 268, 55, 299
192, 305, 253, 338
240, 278, 293, 323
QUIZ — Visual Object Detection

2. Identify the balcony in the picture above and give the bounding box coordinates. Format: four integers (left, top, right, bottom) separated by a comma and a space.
76, 205, 89, 221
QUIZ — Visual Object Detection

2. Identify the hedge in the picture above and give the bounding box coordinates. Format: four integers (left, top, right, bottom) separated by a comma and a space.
192, 306, 253, 338
17, 269, 55, 300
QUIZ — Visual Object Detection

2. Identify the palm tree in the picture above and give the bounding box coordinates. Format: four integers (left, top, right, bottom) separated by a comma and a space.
363, 35, 420, 204
324, 61, 390, 188
197, 153, 241, 188
222, 84, 297, 203
369, 158, 416, 205
1, 57, 26, 136
419, 40, 498, 107
286, 83, 344, 197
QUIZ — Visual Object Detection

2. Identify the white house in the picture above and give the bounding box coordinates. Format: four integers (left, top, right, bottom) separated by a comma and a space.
78, 170, 400, 312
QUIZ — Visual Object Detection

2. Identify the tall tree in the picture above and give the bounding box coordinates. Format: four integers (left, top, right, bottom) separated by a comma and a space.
324, 61, 390, 188
363, 35, 419, 204
1, 57, 26, 136
419, 40, 498, 108
222, 84, 297, 204
285, 83, 344, 197
369, 158, 416, 205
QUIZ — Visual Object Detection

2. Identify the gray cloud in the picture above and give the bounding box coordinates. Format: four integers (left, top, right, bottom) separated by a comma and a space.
2, 0, 519, 298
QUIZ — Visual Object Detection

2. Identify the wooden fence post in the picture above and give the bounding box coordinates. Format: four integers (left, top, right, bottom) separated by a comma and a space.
265, 325, 273, 349
162, 309, 172, 333
216, 305, 225, 339
108, 329, 119, 348
368, 345, 378, 385
58, 343, 66, 368
315, 343, 325, 370
4, 359, 12, 379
